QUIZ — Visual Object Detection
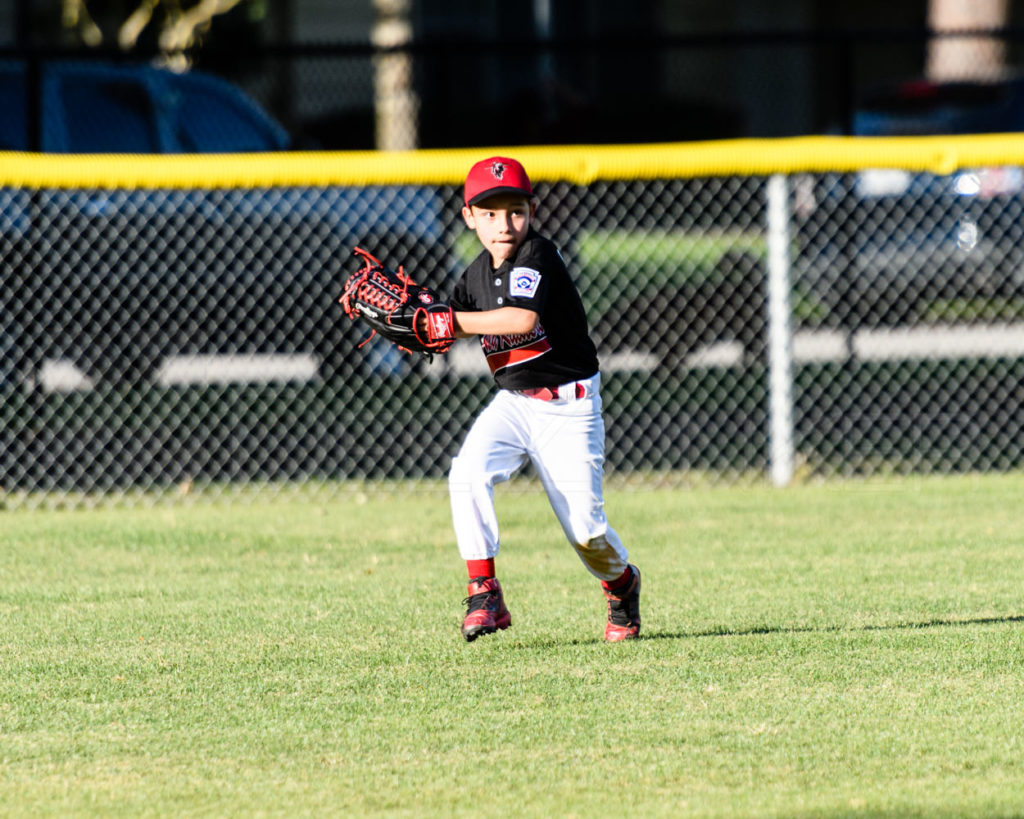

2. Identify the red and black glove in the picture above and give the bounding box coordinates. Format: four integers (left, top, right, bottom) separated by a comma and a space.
339, 247, 455, 358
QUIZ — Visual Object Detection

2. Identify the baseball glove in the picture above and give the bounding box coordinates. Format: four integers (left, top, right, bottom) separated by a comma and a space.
339, 247, 456, 358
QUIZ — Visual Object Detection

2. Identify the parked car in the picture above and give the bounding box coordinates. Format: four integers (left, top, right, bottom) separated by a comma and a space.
0, 59, 292, 152
793, 167, 1024, 330
852, 76, 1024, 137
794, 77, 1024, 333
0, 60, 446, 387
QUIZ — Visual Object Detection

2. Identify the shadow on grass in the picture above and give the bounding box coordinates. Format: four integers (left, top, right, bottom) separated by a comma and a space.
492, 615, 1024, 649
645, 613, 1024, 642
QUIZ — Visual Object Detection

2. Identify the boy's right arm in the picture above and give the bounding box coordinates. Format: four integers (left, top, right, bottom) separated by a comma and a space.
453, 307, 538, 338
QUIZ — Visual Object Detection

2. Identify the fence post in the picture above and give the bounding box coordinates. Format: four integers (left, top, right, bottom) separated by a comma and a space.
766, 174, 794, 486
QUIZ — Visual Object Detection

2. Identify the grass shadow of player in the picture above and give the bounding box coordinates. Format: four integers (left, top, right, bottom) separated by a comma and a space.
644, 613, 1024, 642
514, 614, 1024, 649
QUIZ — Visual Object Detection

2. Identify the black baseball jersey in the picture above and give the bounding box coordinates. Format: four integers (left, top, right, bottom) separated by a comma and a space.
450, 229, 599, 390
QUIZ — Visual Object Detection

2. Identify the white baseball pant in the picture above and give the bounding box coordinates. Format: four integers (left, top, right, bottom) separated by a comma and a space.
448, 373, 630, 581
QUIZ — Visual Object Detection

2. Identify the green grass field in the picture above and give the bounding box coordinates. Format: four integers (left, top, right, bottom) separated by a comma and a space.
3, 473, 1024, 817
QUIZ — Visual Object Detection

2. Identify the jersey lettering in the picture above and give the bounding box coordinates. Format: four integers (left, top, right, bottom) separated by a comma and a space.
480, 325, 551, 374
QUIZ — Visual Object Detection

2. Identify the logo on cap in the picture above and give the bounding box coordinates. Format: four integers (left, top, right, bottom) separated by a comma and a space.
464, 156, 532, 206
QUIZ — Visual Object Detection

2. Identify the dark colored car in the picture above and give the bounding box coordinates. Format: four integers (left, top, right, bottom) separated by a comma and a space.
853, 76, 1024, 138
793, 167, 1024, 330
0, 59, 292, 152
793, 77, 1024, 333
0, 60, 446, 387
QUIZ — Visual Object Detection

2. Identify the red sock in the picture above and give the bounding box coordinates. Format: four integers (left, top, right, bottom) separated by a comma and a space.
601, 565, 633, 592
466, 558, 495, 580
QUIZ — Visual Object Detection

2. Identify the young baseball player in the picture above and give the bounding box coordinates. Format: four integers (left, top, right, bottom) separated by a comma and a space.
446, 156, 641, 642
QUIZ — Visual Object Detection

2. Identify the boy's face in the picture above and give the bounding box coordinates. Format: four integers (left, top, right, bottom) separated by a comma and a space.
462, 193, 535, 267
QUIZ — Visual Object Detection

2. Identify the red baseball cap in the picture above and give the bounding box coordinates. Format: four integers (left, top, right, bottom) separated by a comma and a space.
463, 157, 533, 206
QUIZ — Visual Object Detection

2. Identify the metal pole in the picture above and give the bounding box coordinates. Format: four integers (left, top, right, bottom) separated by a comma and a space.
766, 174, 794, 487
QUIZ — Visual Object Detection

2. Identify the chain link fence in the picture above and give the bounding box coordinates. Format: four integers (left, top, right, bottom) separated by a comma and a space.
2, 146, 1024, 506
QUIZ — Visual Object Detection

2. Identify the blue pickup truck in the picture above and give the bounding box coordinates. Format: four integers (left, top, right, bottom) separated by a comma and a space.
0, 60, 446, 387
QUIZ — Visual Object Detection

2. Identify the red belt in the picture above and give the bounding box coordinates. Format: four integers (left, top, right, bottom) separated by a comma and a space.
519, 381, 586, 401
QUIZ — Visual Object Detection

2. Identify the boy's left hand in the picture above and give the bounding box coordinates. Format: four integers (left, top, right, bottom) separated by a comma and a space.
339, 247, 455, 358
